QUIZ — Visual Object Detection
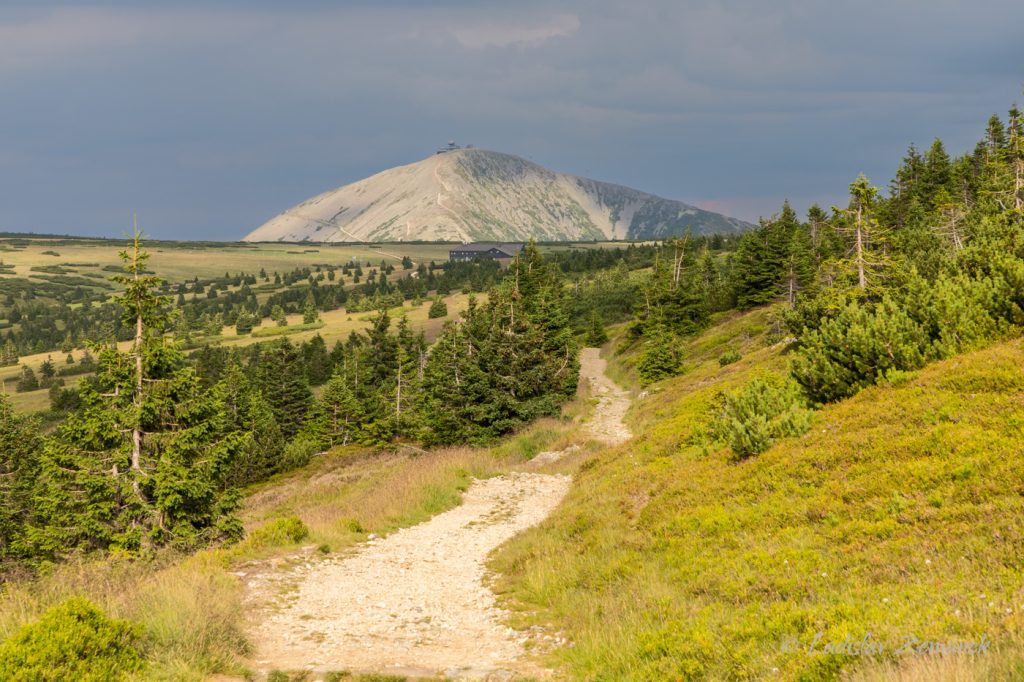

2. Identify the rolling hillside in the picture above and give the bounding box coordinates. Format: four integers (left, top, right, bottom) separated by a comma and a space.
490, 309, 1024, 680
245, 149, 752, 243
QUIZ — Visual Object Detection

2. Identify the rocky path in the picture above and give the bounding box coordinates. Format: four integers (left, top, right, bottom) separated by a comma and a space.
579, 348, 632, 446
248, 347, 629, 680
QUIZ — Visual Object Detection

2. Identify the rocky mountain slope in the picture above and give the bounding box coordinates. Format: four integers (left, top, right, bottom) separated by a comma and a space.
244, 149, 751, 243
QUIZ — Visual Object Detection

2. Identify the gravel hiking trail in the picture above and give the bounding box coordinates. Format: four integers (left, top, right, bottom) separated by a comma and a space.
246, 347, 630, 680
578, 347, 632, 446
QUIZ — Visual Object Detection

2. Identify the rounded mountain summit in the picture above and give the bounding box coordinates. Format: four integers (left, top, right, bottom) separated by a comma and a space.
244, 148, 752, 243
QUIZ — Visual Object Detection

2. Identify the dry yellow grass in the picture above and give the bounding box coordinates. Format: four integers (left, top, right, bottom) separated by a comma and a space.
0, 556, 249, 681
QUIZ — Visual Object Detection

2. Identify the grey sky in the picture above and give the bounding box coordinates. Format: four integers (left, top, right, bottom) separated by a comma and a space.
1, 1, 1021, 239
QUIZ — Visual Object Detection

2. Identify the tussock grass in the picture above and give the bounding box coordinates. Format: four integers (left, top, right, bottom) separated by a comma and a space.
491, 307, 1024, 680
240, 446, 503, 554
0, 556, 248, 680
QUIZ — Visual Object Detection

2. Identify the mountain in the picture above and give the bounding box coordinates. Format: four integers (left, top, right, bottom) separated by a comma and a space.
244, 149, 752, 243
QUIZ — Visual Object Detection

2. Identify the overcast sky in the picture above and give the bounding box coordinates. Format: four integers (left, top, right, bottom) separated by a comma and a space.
1, 1, 1022, 240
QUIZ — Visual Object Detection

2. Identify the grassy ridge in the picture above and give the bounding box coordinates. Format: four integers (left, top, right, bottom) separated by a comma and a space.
490, 308, 1024, 680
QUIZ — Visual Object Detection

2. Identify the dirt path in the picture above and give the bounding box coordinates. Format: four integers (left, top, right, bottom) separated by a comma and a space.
579, 347, 632, 446
247, 347, 629, 680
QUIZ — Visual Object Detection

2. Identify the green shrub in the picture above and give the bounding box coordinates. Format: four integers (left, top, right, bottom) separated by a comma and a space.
789, 272, 1005, 404
718, 349, 741, 366
790, 297, 931, 403
246, 516, 310, 548
0, 597, 143, 681
709, 374, 812, 459
637, 326, 681, 385
342, 518, 366, 534
281, 437, 319, 471
427, 297, 448, 319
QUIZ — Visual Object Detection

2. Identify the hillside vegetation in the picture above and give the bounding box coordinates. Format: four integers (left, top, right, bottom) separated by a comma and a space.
491, 310, 1024, 680
0, 409, 586, 680
2, 100, 1023, 680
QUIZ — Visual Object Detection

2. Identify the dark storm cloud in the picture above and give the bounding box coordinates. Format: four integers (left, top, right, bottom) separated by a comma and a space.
0, 1, 1021, 239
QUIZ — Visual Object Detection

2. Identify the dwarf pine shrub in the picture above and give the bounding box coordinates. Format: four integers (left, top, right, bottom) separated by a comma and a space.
790, 297, 931, 403
710, 373, 812, 459
246, 516, 310, 549
718, 349, 742, 366
0, 597, 142, 681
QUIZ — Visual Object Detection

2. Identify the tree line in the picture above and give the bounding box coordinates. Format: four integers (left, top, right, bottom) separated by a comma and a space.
0, 239, 578, 577
626, 105, 1024, 405
0, 256, 507, 360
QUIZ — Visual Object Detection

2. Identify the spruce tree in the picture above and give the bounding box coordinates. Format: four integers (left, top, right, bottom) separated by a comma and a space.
394, 315, 426, 434
584, 309, 609, 346
15, 365, 38, 392
302, 334, 332, 386
419, 319, 494, 446
0, 394, 41, 565
302, 290, 320, 324
271, 305, 287, 327
220, 359, 284, 485
28, 229, 246, 556
1, 340, 17, 367
783, 222, 815, 307
39, 357, 55, 385
1008, 105, 1024, 218
344, 311, 400, 443
834, 174, 885, 290
427, 296, 448, 319
696, 248, 730, 313
302, 372, 367, 448
921, 138, 954, 206
732, 231, 768, 308
257, 338, 312, 439
638, 325, 681, 385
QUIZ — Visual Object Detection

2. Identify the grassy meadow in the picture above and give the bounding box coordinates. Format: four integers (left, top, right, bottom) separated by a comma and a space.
489, 308, 1024, 680
0, 292, 478, 415
0, 237, 455, 282
0, 235, 628, 282
0, 233, 528, 414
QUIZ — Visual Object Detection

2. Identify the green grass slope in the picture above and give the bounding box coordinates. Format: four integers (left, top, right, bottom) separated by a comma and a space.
490, 307, 1024, 681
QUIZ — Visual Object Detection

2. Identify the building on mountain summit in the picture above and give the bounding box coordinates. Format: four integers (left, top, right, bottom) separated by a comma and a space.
448, 243, 525, 263
436, 141, 474, 154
